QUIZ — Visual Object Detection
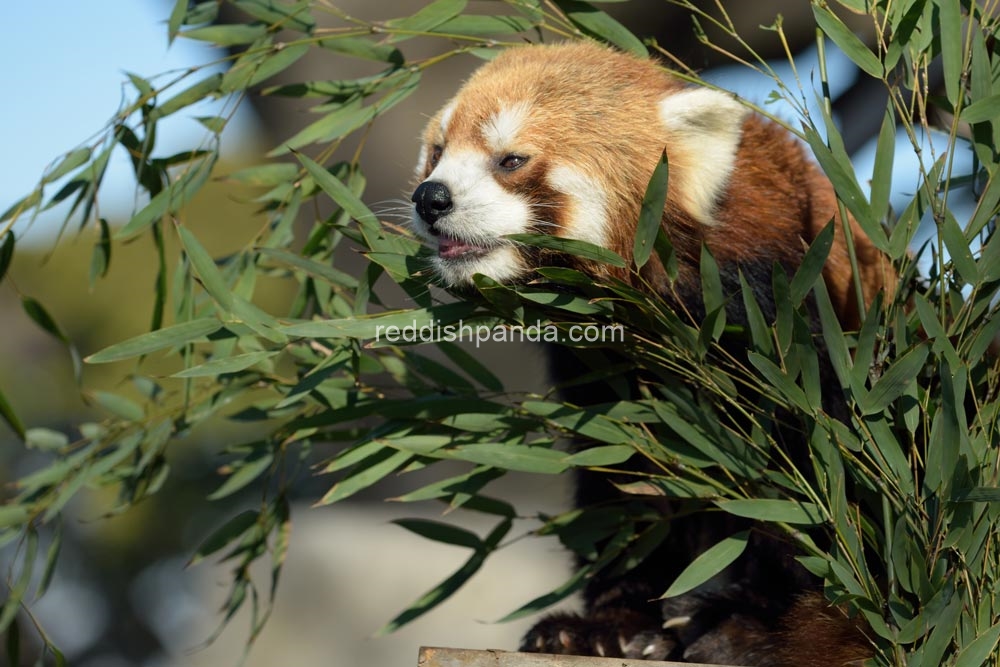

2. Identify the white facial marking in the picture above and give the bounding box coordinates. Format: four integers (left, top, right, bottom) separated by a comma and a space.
482, 101, 532, 152
658, 88, 748, 226
410, 148, 532, 285
547, 165, 609, 247
413, 144, 429, 180
439, 101, 457, 136
431, 246, 526, 287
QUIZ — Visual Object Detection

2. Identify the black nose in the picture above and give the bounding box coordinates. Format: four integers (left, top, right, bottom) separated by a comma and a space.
412, 181, 453, 226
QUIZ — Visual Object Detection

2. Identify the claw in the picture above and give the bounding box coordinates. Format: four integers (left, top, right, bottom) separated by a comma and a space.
594, 641, 606, 657
662, 615, 692, 630
558, 630, 572, 649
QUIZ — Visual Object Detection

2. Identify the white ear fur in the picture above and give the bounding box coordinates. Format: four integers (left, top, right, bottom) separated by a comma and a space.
658, 88, 748, 225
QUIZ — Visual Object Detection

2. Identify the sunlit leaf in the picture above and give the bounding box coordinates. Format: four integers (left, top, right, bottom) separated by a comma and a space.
232, 0, 315, 33
42, 148, 91, 185
208, 449, 274, 500
634, 149, 668, 269
172, 350, 279, 378
384, 0, 468, 42
179, 23, 268, 46
813, 5, 882, 78
24, 428, 68, 452
176, 225, 234, 311
505, 233, 626, 268
553, 0, 646, 56
86, 318, 222, 364
149, 73, 222, 121
116, 154, 216, 239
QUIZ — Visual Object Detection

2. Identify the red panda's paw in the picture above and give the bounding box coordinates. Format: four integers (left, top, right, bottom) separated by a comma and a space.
519, 610, 679, 660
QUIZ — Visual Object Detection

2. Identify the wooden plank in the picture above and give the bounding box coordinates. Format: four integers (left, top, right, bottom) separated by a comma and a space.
418, 646, 740, 667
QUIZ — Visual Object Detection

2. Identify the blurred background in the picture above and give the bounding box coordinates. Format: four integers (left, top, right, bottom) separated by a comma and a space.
0, 2, 925, 666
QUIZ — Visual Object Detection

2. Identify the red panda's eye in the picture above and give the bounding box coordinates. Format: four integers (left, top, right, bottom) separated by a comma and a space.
499, 154, 528, 171
430, 145, 443, 167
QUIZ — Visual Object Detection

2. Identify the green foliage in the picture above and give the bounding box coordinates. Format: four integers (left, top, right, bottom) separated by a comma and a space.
1, 1, 999, 665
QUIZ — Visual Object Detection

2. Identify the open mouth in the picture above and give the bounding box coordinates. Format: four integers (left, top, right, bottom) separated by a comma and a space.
437, 235, 493, 260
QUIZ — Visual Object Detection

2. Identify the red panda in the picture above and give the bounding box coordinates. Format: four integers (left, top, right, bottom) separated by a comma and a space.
410, 41, 891, 667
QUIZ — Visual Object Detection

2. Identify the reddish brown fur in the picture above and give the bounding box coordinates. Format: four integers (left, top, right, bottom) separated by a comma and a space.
418, 42, 894, 329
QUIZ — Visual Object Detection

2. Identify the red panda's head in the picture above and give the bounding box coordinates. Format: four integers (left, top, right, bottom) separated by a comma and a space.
410, 42, 749, 288
410, 42, 894, 328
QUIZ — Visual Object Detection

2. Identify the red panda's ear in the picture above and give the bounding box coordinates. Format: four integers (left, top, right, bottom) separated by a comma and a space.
658, 88, 748, 226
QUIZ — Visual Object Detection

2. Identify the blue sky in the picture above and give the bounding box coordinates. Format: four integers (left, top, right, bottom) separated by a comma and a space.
1, 1, 249, 238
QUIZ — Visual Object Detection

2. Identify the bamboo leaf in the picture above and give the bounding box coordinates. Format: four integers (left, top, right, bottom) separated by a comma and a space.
961, 93, 1000, 124
0, 388, 26, 440
149, 73, 222, 121
870, 106, 896, 223
448, 444, 569, 474
662, 531, 749, 598
87, 390, 145, 421
378, 549, 487, 634
180, 23, 268, 46
392, 519, 483, 550
0, 528, 36, 631
189, 510, 260, 565
231, 0, 315, 33
813, 5, 882, 78
934, 0, 962, 106
42, 148, 91, 184
172, 350, 278, 378
208, 449, 274, 500
294, 152, 379, 235
859, 342, 930, 415
24, 428, 69, 452
86, 318, 222, 364
0, 232, 13, 284
22, 297, 69, 345
318, 449, 411, 505
116, 154, 216, 239
716, 499, 825, 525
282, 302, 477, 340
176, 225, 234, 311
434, 15, 535, 36
790, 221, 834, 305
505, 233, 626, 268
272, 100, 376, 155
553, 0, 647, 56
634, 149, 668, 269
384, 0, 468, 41
953, 623, 1000, 667
317, 37, 403, 63
167, 0, 188, 42
562, 445, 635, 467
222, 43, 310, 93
